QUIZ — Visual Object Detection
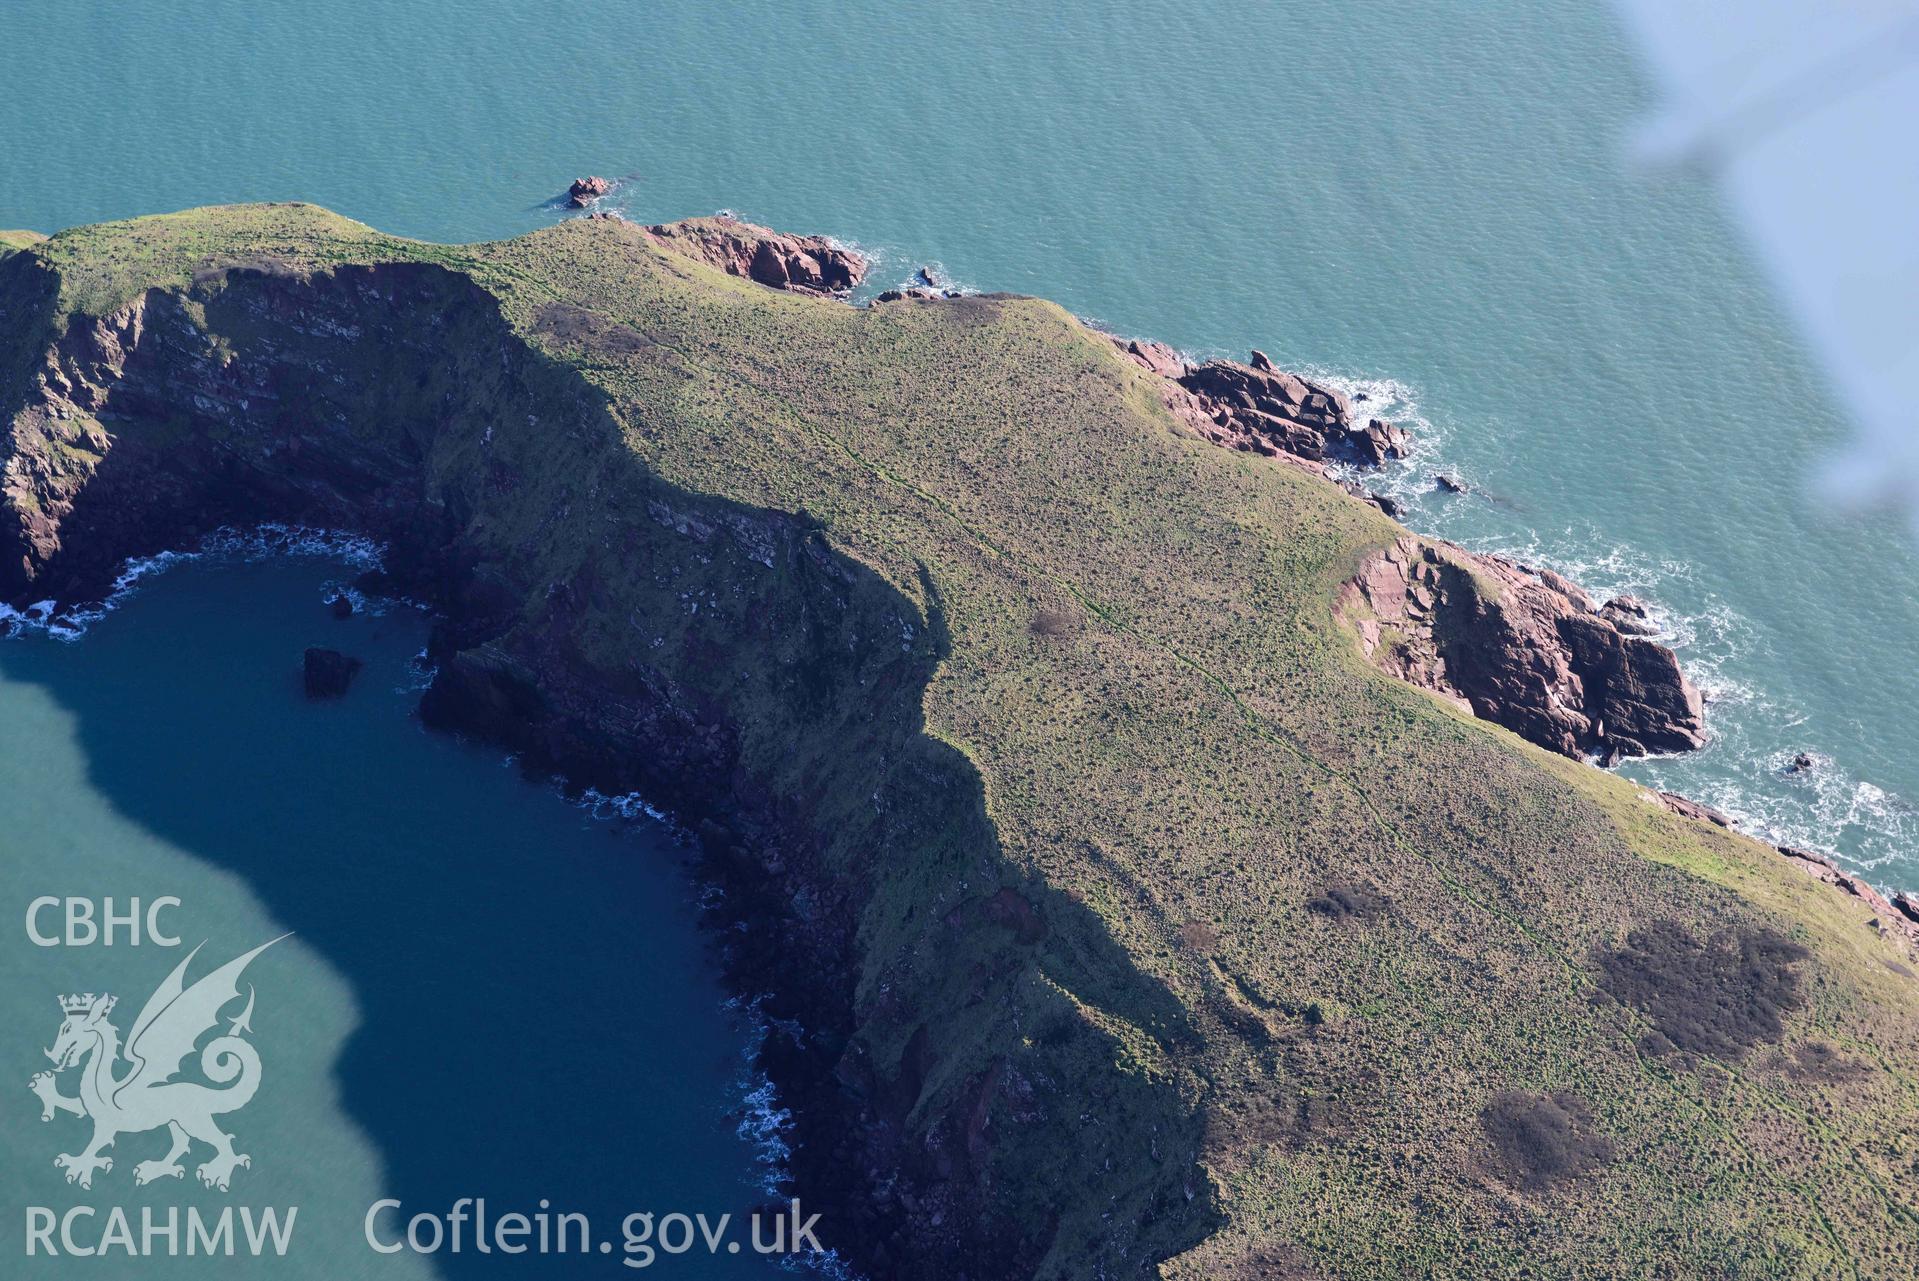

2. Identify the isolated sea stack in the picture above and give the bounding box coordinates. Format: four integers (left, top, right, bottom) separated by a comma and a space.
567, 176, 612, 207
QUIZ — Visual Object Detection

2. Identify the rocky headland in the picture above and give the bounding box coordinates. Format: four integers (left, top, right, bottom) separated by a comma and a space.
1338, 536, 1704, 763
4, 204, 1915, 1281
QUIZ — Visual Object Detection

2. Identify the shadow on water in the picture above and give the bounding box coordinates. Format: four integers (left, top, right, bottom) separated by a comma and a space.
2, 559, 780, 1277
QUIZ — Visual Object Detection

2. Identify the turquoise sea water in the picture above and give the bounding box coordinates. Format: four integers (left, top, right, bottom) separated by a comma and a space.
1, 0, 1914, 1271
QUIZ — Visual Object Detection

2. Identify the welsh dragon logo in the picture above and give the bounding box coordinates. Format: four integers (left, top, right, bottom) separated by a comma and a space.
28, 937, 284, 1191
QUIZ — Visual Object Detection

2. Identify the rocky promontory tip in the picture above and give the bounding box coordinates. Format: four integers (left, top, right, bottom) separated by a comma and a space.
1339, 535, 1706, 762
1112, 339, 1408, 468
644, 216, 866, 297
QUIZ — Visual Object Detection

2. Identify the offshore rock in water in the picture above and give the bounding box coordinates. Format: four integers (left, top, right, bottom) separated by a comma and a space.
1352, 417, 1411, 465
303, 647, 363, 699
1338, 535, 1706, 762
566, 176, 612, 208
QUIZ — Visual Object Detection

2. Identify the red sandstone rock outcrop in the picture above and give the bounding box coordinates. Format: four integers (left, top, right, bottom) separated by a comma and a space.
1652, 790, 1732, 827
644, 217, 866, 297
567, 176, 612, 207
1112, 339, 1408, 467
1338, 535, 1706, 762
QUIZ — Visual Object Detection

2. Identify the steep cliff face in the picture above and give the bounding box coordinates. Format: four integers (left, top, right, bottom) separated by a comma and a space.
2, 262, 473, 600
1336, 536, 1706, 762
0, 239, 1210, 1280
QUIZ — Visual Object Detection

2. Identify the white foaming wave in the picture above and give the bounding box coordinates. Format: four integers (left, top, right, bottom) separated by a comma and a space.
780, 1244, 861, 1279
560, 779, 822, 1216
735, 1074, 795, 1195
732, 1011, 861, 1280
1538, 536, 1919, 881
1469, 524, 1761, 680
319, 580, 403, 621
810, 233, 980, 303
202, 523, 384, 567
1631, 741, 1919, 879
1311, 364, 1913, 886
1303, 366, 1463, 516
2, 523, 387, 643
720, 993, 800, 1197
575, 786, 672, 825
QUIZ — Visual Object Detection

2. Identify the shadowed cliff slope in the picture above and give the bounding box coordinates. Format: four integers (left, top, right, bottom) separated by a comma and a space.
4, 204, 1917, 1280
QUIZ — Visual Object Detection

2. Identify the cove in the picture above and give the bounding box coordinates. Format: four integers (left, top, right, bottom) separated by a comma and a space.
0, 553, 784, 1277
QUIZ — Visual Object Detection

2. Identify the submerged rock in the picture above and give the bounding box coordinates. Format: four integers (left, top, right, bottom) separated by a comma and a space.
303, 647, 363, 699
328, 592, 355, 619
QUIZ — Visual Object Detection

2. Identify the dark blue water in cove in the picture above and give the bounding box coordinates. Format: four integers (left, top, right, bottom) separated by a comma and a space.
0, 554, 784, 1276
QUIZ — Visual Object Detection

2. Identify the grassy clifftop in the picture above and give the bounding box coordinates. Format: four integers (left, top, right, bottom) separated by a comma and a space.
5, 204, 1918, 1278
